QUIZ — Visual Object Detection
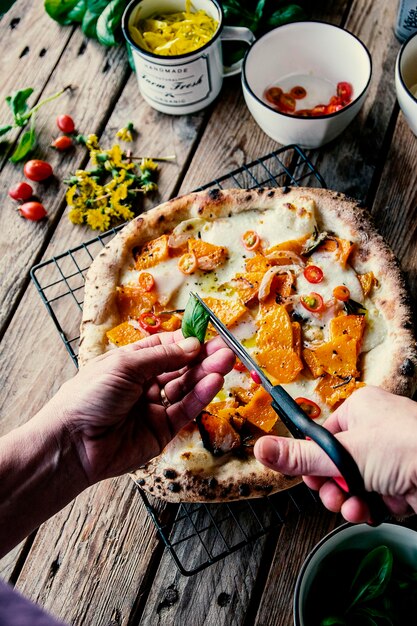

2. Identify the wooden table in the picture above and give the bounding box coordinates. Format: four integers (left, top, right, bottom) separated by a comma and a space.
1, 1, 417, 624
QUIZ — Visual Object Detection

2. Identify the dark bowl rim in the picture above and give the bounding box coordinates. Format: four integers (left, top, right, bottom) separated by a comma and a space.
398, 29, 417, 104
242, 20, 373, 121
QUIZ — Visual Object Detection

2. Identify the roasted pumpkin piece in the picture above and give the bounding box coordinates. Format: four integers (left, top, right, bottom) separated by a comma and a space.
292, 322, 302, 357
188, 238, 228, 271
238, 387, 278, 433
308, 335, 359, 378
134, 234, 170, 270
106, 321, 145, 346
197, 411, 241, 455
263, 234, 309, 257
116, 284, 158, 320
229, 271, 264, 303
302, 348, 324, 378
261, 273, 294, 308
256, 304, 294, 350
317, 237, 355, 267
203, 296, 247, 327
315, 374, 363, 407
205, 398, 238, 415
357, 271, 377, 297
232, 384, 256, 405
329, 314, 366, 352
256, 348, 303, 383
245, 253, 270, 273
159, 312, 182, 332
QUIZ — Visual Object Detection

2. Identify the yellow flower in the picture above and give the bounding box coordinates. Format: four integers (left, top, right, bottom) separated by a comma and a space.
68, 208, 85, 225
142, 181, 158, 193
66, 185, 78, 206
86, 209, 111, 231
86, 134, 99, 150
116, 127, 133, 142
116, 204, 135, 221
140, 157, 158, 171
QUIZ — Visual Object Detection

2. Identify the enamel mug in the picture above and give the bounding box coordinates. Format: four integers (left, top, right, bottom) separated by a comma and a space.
122, 0, 255, 115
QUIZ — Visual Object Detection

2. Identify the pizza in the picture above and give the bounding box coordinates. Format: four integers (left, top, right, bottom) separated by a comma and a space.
79, 187, 417, 502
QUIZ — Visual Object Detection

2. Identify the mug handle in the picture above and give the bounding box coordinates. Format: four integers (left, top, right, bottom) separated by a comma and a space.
220, 26, 255, 77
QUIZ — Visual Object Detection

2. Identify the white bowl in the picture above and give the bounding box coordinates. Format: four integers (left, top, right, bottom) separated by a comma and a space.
242, 22, 372, 148
294, 522, 417, 625
395, 31, 417, 136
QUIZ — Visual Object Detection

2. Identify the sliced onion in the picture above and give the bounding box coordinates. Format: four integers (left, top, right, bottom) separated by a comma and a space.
258, 265, 302, 302
168, 218, 207, 248
264, 249, 305, 266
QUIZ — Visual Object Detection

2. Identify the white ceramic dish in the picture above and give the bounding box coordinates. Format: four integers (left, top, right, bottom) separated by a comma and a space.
293, 522, 417, 625
395, 31, 417, 136
242, 21, 372, 149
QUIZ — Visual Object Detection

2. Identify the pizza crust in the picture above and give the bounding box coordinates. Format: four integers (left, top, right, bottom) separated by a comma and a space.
79, 187, 417, 502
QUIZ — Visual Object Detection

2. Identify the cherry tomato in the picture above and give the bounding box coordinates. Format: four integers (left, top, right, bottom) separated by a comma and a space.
303, 265, 324, 284
300, 292, 325, 313
138, 311, 161, 334
242, 230, 260, 251
264, 87, 283, 106
233, 359, 247, 372
56, 114, 75, 134
139, 272, 155, 292
290, 85, 307, 99
23, 159, 53, 182
178, 252, 197, 274
8, 181, 33, 201
51, 135, 73, 151
337, 82, 353, 104
18, 201, 47, 221
295, 397, 321, 419
333, 285, 351, 301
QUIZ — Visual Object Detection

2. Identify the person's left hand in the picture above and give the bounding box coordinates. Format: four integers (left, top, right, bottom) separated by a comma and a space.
50, 331, 235, 486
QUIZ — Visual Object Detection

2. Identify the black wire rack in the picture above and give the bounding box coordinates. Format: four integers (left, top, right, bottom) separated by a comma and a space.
31, 144, 326, 576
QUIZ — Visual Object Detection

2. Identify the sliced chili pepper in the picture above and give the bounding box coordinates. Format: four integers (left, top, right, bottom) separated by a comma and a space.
250, 369, 262, 385
295, 397, 321, 419
295, 109, 313, 117
264, 86, 283, 106
333, 285, 351, 301
290, 85, 307, 99
234, 359, 247, 372
178, 252, 197, 274
138, 311, 161, 334
278, 92, 296, 113
242, 230, 260, 251
300, 292, 325, 313
311, 104, 328, 116
303, 265, 324, 284
337, 81, 353, 104
139, 272, 155, 292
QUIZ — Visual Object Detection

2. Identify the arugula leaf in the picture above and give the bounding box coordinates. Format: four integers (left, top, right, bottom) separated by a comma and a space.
44, 0, 81, 24
5, 88, 33, 126
0, 124, 13, 136
348, 546, 393, 609
182, 294, 210, 343
96, 0, 126, 47
9, 114, 36, 163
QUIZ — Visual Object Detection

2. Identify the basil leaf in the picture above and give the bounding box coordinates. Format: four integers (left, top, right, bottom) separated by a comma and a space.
320, 616, 346, 625
0, 124, 13, 136
44, 0, 81, 24
96, 0, 126, 47
87, 0, 109, 13
344, 299, 367, 316
301, 227, 329, 256
182, 295, 210, 343
126, 40, 136, 71
66, 0, 87, 22
5, 87, 33, 125
81, 8, 99, 38
348, 546, 393, 608
266, 5, 306, 29
9, 114, 36, 162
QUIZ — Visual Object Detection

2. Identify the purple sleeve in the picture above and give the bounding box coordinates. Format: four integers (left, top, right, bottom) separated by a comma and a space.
0, 579, 68, 626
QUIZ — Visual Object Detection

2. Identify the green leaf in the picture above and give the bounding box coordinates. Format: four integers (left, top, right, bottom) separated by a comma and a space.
320, 616, 346, 625
5, 87, 33, 125
9, 114, 36, 163
44, 0, 81, 24
0, 124, 13, 136
266, 5, 306, 29
66, 0, 87, 22
81, 8, 99, 38
344, 299, 367, 316
96, 0, 126, 46
87, 0, 109, 13
126, 40, 136, 72
254, 0, 266, 22
348, 546, 393, 609
182, 295, 210, 343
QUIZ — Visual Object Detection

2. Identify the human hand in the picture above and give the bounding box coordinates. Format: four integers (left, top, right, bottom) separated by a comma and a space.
51, 331, 235, 486
254, 386, 417, 522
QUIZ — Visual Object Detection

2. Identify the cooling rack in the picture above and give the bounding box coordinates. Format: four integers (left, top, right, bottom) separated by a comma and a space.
31, 144, 326, 575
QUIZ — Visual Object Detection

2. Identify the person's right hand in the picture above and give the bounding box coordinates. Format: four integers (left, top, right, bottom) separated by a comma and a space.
254, 386, 417, 522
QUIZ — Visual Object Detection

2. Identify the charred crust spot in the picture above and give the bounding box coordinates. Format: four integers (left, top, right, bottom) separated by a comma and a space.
19, 46, 29, 58
168, 482, 181, 493
155, 476, 161, 483
245, 194, 253, 202
238, 484, 250, 497
208, 477, 218, 489
267, 190, 274, 197
163, 469, 177, 479
282, 186, 290, 194
208, 188, 222, 201
399, 358, 415, 377
181, 452, 191, 460
137, 478, 145, 486
157, 214, 165, 222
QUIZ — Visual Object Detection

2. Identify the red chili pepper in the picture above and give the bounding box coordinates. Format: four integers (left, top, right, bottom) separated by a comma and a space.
300, 292, 325, 313
250, 369, 262, 385
333, 285, 351, 301
290, 85, 307, 99
264, 87, 283, 106
138, 311, 161, 334
303, 265, 324, 284
295, 397, 321, 419
337, 82, 353, 104
242, 230, 260, 251
139, 272, 155, 292
233, 359, 247, 372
